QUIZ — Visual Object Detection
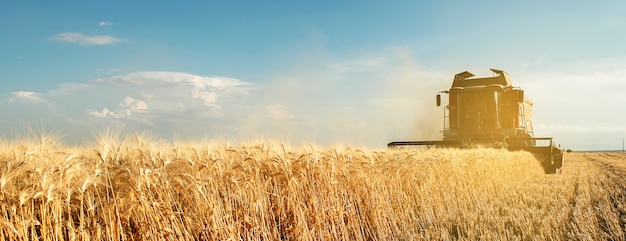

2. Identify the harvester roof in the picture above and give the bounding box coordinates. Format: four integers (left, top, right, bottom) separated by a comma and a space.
451, 69, 512, 88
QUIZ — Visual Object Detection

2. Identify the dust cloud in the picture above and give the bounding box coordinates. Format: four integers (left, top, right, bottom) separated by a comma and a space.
238, 46, 449, 148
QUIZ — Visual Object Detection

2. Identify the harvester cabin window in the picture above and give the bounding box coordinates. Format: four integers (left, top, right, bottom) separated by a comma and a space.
458, 91, 497, 131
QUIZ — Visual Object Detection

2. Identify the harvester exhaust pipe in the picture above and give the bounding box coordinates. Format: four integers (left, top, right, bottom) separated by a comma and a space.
436, 91, 449, 107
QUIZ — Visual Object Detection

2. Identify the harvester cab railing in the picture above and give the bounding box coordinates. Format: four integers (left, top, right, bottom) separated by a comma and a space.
525, 119, 535, 138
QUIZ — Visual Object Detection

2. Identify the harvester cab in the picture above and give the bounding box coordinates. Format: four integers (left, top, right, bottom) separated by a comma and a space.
388, 69, 564, 174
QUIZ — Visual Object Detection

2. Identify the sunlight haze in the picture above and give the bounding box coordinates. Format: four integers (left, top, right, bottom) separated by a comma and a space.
1, 1, 625, 150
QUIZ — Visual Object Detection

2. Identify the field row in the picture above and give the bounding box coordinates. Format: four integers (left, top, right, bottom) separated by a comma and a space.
564, 152, 626, 240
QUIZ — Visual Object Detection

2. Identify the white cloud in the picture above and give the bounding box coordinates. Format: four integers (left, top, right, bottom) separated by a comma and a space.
122, 97, 148, 114
95, 71, 252, 109
2, 71, 255, 140
89, 97, 148, 119
266, 104, 294, 120
88, 107, 119, 118
85, 72, 253, 122
99, 21, 113, 26
8, 91, 46, 103
49, 32, 125, 45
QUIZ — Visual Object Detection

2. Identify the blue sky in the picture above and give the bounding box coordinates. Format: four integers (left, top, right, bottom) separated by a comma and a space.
1, 1, 626, 150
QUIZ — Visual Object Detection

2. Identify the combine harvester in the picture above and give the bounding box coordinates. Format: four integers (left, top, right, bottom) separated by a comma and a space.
388, 69, 564, 174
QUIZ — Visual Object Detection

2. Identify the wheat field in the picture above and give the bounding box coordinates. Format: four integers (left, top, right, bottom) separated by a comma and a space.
1, 131, 625, 240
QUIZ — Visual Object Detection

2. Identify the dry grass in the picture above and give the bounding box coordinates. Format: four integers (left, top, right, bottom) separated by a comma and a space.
0, 131, 624, 240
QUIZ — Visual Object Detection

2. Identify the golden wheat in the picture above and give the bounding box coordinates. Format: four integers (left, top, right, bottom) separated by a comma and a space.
0, 132, 625, 240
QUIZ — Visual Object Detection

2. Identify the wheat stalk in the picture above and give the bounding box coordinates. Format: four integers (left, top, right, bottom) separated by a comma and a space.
2, 131, 626, 240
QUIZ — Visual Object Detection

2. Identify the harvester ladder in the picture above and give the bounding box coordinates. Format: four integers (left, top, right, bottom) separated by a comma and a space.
518, 103, 534, 137
444, 105, 449, 131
